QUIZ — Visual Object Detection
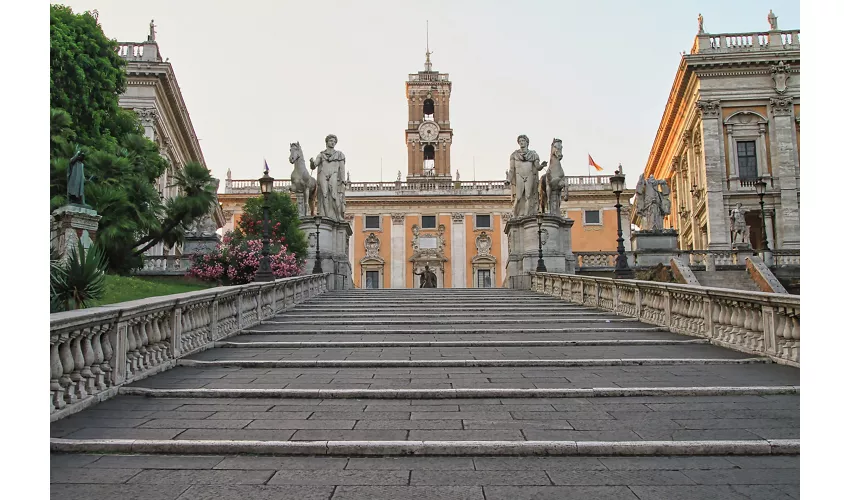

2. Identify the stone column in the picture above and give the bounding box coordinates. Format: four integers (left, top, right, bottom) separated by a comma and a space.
451, 213, 466, 288
696, 100, 731, 249
390, 214, 405, 288
770, 97, 800, 249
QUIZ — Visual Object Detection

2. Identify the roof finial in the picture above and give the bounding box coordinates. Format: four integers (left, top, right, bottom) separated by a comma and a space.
424, 20, 433, 72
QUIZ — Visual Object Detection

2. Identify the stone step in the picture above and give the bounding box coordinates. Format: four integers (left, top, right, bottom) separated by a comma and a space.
176, 358, 771, 369
216, 339, 710, 349
275, 311, 615, 319
242, 326, 668, 334
261, 318, 634, 326
233, 331, 684, 342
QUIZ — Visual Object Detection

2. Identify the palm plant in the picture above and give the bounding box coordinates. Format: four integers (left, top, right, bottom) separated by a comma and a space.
51, 242, 108, 311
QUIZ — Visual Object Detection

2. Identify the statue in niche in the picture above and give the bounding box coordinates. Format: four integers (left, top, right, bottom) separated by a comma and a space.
310, 134, 346, 220
414, 265, 438, 288
67, 149, 88, 207
508, 134, 547, 217
635, 174, 671, 231
730, 203, 751, 245
539, 138, 568, 215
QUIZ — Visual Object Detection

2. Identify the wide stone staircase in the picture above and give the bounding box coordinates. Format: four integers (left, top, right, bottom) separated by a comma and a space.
51, 288, 800, 499
692, 269, 762, 292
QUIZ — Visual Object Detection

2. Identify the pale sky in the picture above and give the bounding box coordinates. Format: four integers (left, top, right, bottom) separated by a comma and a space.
61, 0, 800, 188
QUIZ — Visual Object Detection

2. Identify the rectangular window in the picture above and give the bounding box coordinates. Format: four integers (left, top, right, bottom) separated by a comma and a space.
737, 141, 758, 180
584, 210, 601, 225
421, 215, 437, 229
477, 269, 492, 288
475, 214, 491, 229
364, 215, 380, 229
365, 271, 379, 289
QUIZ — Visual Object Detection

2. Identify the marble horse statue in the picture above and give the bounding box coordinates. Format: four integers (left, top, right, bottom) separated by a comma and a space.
289, 142, 317, 217
539, 138, 568, 214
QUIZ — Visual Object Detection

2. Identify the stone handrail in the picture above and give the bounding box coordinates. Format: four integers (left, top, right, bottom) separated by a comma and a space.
531, 272, 799, 367
137, 255, 190, 274
225, 178, 292, 194
772, 250, 801, 266
49, 274, 328, 420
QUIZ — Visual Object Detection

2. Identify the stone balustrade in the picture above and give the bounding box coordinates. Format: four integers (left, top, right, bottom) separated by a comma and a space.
49, 274, 328, 420
772, 250, 801, 266
136, 255, 190, 275
531, 272, 800, 367
692, 30, 800, 54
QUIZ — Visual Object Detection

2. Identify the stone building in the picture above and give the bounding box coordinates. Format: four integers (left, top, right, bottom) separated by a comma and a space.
116, 23, 225, 261
634, 12, 799, 252
220, 54, 633, 288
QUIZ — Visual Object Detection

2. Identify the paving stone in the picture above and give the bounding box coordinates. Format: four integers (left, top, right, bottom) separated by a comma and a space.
174, 485, 334, 500
175, 429, 296, 441
246, 419, 355, 430
127, 469, 275, 485
268, 469, 409, 485
62, 428, 186, 440
354, 419, 463, 430
140, 419, 252, 429
290, 429, 408, 441
408, 430, 526, 441
522, 429, 643, 441
483, 486, 638, 500
598, 457, 737, 470
548, 470, 695, 486
462, 419, 575, 430
48, 484, 189, 500
307, 411, 412, 420
346, 457, 474, 470
89, 455, 225, 469
411, 470, 550, 485
214, 456, 348, 470
723, 456, 800, 469
51, 468, 143, 484
683, 469, 800, 485
473, 457, 606, 471
205, 411, 312, 420
629, 485, 797, 499
330, 486, 484, 500
49, 453, 103, 468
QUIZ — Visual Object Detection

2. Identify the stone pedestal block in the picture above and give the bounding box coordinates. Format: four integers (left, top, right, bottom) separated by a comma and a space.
632, 229, 679, 267
51, 205, 101, 260
300, 216, 353, 289
504, 214, 575, 289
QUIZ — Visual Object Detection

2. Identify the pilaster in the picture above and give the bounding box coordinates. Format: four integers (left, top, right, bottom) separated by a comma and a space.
770, 97, 800, 249
391, 214, 406, 288
451, 213, 467, 288
696, 100, 731, 249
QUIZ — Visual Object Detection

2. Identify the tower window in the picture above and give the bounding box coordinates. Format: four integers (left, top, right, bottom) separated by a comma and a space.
423, 98, 435, 121
423, 145, 435, 175
736, 141, 758, 181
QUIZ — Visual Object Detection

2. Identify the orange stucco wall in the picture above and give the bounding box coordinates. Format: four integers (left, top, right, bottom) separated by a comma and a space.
567, 209, 621, 252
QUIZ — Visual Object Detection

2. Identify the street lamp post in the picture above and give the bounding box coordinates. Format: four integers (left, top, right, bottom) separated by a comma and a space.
312, 215, 323, 274
610, 167, 634, 280
754, 178, 770, 253
535, 212, 547, 273
254, 168, 275, 282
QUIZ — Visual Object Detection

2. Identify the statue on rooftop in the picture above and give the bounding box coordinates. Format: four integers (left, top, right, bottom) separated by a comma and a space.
508, 134, 547, 217
698, 13, 704, 34
148, 20, 156, 42
768, 10, 778, 31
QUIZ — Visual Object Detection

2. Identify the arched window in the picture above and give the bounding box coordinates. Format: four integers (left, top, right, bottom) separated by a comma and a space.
423, 98, 435, 121
423, 145, 435, 175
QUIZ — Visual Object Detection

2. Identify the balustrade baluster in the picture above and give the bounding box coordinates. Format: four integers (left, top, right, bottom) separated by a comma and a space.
50, 341, 65, 410
59, 335, 75, 404
127, 322, 139, 375
70, 335, 87, 400
81, 332, 96, 395
101, 327, 114, 387
90, 328, 105, 391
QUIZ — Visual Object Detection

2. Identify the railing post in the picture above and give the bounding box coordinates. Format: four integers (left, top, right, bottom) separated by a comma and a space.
612, 282, 620, 314
664, 290, 672, 328
209, 297, 219, 342
761, 304, 778, 355
169, 307, 182, 359
634, 287, 643, 320
111, 321, 129, 385
236, 293, 243, 329
703, 296, 714, 340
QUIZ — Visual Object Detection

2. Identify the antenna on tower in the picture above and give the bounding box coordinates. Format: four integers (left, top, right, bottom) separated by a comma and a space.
424, 21, 433, 72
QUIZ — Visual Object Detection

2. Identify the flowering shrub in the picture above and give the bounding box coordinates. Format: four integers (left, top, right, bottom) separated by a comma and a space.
188, 231, 302, 285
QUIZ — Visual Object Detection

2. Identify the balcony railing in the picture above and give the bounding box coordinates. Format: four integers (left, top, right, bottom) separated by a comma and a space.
574, 249, 798, 270
532, 272, 800, 367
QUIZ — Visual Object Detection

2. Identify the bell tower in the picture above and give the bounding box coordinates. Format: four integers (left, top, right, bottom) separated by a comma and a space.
405, 24, 453, 182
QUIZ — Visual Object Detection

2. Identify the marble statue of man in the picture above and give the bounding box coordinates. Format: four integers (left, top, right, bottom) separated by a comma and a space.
767, 10, 778, 31
730, 203, 750, 244
635, 174, 671, 230
508, 135, 547, 217
67, 149, 87, 206
310, 134, 346, 220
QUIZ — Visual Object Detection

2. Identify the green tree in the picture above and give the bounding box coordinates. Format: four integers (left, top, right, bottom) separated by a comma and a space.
50, 5, 219, 273
233, 192, 308, 261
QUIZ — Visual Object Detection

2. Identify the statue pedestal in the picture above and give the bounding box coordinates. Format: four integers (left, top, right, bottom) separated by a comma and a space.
51, 205, 101, 260
504, 214, 575, 289
300, 216, 352, 289
732, 242, 754, 265
631, 229, 679, 267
